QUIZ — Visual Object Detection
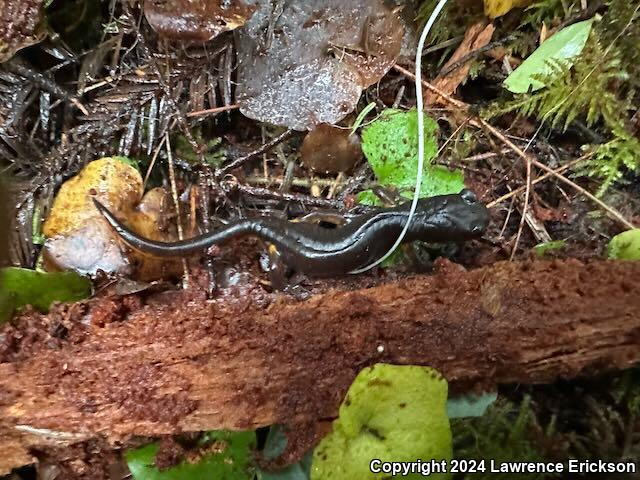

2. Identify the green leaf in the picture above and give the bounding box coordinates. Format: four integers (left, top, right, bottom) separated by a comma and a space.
608, 229, 640, 260
447, 392, 498, 419
533, 240, 567, 256
504, 18, 594, 93
360, 109, 464, 199
0, 267, 92, 324
311, 364, 452, 480
126, 431, 256, 480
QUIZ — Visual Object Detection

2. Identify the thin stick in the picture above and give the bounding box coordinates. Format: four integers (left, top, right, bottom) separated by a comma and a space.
216, 129, 296, 177
461, 150, 509, 162
481, 121, 636, 230
246, 175, 343, 189
436, 116, 470, 157
510, 145, 531, 260
487, 154, 592, 208
393, 65, 636, 230
165, 133, 190, 286
143, 135, 167, 188
186, 103, 240, 118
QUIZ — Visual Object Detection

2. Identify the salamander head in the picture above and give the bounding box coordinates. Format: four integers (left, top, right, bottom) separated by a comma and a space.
412, 189, 490, 242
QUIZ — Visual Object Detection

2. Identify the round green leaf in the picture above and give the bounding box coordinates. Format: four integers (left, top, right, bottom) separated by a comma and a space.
608, 229, 640, 260
361, 109, 464, 198
311, 364, 452, 480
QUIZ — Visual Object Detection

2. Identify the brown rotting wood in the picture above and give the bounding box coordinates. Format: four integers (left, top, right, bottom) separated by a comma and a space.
1, 259, 640, 474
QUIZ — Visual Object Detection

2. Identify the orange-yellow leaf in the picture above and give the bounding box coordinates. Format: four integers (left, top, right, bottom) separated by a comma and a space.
43, 157, 181, 280
484, 0, 532, 19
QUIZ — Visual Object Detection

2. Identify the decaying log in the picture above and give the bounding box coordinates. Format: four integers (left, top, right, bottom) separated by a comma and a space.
1, 259, 640, 473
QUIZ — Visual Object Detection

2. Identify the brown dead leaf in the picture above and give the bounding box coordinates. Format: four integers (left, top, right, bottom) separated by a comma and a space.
42, 158, 181, 280
430, 21, 495, 103
300, 124, 363, 174
143, 0, 256, 41
235, 0, 404, 131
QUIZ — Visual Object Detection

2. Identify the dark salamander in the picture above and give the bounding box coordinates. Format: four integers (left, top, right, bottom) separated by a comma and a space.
93, 189, 489, 277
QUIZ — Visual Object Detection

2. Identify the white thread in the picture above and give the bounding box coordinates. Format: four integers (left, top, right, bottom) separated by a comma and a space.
350, 0, 449, 274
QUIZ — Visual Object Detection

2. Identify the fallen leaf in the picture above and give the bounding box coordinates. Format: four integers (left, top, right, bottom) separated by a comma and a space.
235, 0, 403, 131
608, 229, 640, 260
300, 124, 363, 174
447, 392, 498, 418
431, 21, 495, 102
126, 431, 256, 480
42, 157, 181, 280
504, 18, 594, 93
143, 0, 256, 41
0, 268, 91, 323
311, 364, 451, 480
533, 240, 567, 256
484, 0, 532, 19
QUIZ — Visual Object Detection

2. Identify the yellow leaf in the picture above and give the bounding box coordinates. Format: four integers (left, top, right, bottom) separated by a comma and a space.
43, 157, 181, 280
43, 157, 143, 237
484, 0, 532, 19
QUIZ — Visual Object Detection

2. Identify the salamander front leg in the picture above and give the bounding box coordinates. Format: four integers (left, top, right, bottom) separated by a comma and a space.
266, 244, 289, 291
265, 244, 310, 298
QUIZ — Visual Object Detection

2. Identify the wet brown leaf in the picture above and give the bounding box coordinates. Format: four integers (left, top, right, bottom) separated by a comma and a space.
300, 124, 363, 174
235, 0, 404, 131
143, 0, 257, 41
431, 21, 495, 102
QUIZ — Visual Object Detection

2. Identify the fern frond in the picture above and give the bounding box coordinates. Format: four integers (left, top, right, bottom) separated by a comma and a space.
601, 0, 640, 87
498, 36, 630, 132
521, 0, 581, 28
577, 129, 640, 197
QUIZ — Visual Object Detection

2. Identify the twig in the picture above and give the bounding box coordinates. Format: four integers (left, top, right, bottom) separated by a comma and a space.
186, 104, 240, 118
510, 143, 531, 260
437, 117, 470, 157
481, 121, 636, 230
422, 36, 464, 56
125, 7, 203, 158
438, 34, 516, 78
234, 183, 343, 209
327, 172, 345, 199
461, 150, 509, 161
392, 64, 636, 230
487, 154, 592, 208
5, 59, 89, 115
165, 133, 190, 287
216, 129, 296, 177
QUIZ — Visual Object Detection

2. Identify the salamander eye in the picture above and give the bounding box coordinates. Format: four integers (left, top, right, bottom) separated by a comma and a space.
460, 189, 478, 205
